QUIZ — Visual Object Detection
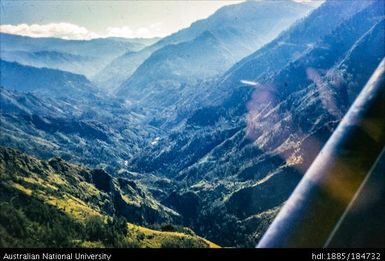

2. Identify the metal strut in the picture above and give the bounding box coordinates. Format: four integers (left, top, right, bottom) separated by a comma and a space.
257, 58, 385, 248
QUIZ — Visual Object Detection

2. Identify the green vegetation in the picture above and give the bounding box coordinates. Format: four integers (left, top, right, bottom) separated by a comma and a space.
0, 147, 218, 248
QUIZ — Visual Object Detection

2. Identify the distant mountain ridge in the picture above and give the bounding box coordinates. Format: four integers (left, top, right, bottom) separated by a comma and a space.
115, 31, 236, 105
0, 60, 96, 98
0, 33, 157, 78
95, 1, 312, 92
0, 33, 153, 56
1, 50, 95, 78
221, 0, 374, 87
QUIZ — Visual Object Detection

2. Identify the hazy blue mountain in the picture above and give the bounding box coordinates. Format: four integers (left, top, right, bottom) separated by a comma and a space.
0, 33, 157, 78
95, 1, 312, 92
0, 60, 96, 98
0, 33, 153, 56
0, 50, 98, 77
220, 0, 374, 90
127, 0, 385, 246
116, 31, 236, 106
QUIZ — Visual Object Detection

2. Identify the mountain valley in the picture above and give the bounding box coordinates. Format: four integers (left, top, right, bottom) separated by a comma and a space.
0, 0, 384, 248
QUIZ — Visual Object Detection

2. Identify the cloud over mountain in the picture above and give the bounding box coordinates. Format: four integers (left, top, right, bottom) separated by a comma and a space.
0, 23, 165, 39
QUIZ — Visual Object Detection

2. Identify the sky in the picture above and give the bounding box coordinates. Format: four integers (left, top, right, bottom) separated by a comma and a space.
0, 0, 322, 40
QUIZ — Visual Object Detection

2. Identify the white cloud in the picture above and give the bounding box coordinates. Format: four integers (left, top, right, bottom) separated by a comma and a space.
0, 23, 98, 40
291, 0, 324, 8
292, 0, 324, 5
105, 23, 164, 39
0, 23, 166, 40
